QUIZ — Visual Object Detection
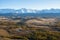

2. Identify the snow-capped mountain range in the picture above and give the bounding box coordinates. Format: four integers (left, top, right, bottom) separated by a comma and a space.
0, 8, 60, 13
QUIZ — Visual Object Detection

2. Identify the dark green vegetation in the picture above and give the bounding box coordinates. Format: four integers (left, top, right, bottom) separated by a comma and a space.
0, 17, 60, 40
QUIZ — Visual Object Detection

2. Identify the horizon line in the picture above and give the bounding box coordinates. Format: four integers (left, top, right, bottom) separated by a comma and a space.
0, 8, 60, 10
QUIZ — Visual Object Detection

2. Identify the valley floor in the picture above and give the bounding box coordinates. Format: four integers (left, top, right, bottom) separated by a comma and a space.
0, 17, 60, 40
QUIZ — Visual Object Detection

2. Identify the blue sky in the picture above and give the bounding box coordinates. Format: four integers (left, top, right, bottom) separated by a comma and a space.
0, 0, 60, 10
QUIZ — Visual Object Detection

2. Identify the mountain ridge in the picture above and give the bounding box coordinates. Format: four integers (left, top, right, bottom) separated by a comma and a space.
0, 8, 60, 13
